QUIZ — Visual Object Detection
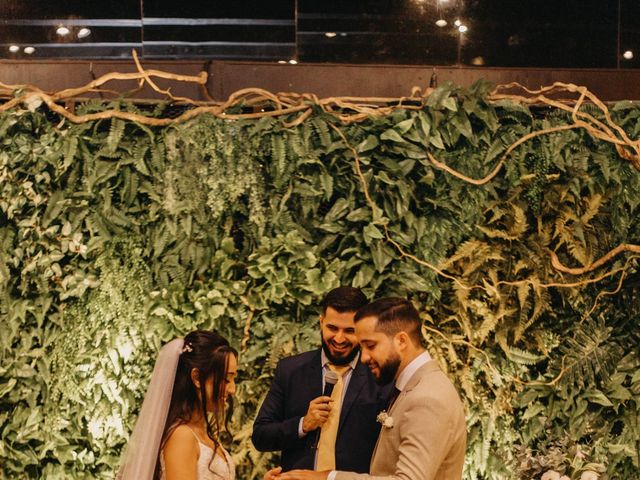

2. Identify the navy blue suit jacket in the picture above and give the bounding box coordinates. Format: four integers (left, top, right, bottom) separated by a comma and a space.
252, 349, 391, 473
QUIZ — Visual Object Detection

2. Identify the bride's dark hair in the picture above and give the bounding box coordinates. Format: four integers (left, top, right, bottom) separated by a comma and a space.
154, 330, 238, 479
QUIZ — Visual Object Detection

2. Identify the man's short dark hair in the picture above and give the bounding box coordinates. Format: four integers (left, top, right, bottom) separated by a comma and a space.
321, 287, 368, 315
354, 297, 422, 345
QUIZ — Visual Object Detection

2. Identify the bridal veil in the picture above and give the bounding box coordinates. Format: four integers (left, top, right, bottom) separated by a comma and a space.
117, 338, 184, 479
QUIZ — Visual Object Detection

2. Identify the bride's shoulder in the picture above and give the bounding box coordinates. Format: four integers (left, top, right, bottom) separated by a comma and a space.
163, 424, 199, 457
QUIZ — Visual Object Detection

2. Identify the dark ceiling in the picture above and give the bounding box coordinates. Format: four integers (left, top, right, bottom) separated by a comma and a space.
1, 0, 639, 69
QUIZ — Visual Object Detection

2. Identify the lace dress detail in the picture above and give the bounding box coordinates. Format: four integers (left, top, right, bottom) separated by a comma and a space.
160, 427, 235, 480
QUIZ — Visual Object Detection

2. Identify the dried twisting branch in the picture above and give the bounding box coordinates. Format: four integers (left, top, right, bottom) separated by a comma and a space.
550, 244, 640, 275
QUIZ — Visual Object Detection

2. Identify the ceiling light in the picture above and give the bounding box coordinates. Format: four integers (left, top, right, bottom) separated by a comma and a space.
9, 45, 20, 53
23, 46, 35, 55
623, 50, 634, 60
325, 32, 337, 38
288, 59, 298, 64
77, 28, 91, 39
56, 26, 70, 36
454, 19, 461, 27
435, 19, 447, 27
458, 25, 468, 33
278, 60, 287, 64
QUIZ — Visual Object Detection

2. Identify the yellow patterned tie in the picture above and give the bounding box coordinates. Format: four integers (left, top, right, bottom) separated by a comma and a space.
316, 364, 349, 471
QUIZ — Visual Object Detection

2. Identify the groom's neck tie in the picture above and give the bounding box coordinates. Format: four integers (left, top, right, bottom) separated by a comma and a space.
316, 364, 349, 471
387, 386, 401, 411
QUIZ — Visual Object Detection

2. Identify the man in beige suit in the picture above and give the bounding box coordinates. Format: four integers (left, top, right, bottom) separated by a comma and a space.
278, 297, 466, 480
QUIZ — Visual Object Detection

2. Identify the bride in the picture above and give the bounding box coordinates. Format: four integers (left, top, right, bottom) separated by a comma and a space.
118, 330, 281, 480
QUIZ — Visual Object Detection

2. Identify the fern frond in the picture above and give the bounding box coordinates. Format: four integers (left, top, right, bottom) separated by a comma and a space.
581, 193, 603, 226
554, 319, 623, 389
107, 118, 125, 153
502, 345, 546, 365
310, 117, 332, 148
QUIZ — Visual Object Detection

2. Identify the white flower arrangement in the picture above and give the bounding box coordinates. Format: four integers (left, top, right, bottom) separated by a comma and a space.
376, 410, 394, 428
540, 470, 599, 480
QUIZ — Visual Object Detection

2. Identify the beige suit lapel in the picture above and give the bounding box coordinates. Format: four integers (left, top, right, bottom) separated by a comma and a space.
370, 360, 441, 471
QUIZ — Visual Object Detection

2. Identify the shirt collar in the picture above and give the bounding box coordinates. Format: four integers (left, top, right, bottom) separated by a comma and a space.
395, 350, 431, 391
321, 348, 360, 371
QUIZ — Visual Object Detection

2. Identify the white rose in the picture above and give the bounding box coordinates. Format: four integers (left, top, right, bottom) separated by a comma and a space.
376, 411, 394, 428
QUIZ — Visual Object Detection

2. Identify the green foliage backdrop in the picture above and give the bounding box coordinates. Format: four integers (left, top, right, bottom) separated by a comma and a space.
1, 81, 639, 479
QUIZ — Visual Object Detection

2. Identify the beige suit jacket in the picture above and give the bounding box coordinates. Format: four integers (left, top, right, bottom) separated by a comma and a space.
334, 360, 466, 480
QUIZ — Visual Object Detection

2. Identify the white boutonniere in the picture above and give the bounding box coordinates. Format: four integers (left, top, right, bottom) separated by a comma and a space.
376, 410, 394, 428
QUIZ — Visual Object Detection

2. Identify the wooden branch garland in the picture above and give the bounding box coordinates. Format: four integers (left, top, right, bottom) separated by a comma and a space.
490, 82, 640, 169
550, 244, 640, 275
426, 124, 581, 185
583, 256, 638, 319
498, 263, 631, 289
131, 50, 203, 105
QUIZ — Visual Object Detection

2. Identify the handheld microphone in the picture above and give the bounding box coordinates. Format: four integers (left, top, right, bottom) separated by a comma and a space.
323, 370, 339, 397
312, 370, 339, 449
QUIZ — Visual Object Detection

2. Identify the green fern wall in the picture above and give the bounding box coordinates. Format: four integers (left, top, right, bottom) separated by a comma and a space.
1, 81, 639, 479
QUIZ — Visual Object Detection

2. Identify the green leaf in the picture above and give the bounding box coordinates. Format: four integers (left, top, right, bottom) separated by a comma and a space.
353, 264, 375, 288
357, 135, 379, 152
380, 129, 408, 143
583, 389, 614, 407
363, 223, 384, 241
442, 96, 458, 112
429, 132, 445, 150
371, 241, 393, 273
395, 118, 415, 134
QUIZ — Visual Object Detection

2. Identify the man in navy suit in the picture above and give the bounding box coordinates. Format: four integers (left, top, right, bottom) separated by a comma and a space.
252, 287, 390, 473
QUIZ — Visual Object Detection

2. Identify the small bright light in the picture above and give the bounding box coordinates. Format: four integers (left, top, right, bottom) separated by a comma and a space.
9, 45, 20, 53
458, 25, 468, 33
325, 32, 337, 38
23, 46, 35, 55
288, 59, 298, 64
435, 19, 447, 27
278, 60, 287, 64
77, 28, 91, 39
471, 56, 485, 66
623, 50, 634, 60
339, 32, 347, 37
454, 19, 461, 27
56, 26, 70, 36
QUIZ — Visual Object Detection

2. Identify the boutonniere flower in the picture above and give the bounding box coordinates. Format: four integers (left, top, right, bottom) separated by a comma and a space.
376, 410, 394, 428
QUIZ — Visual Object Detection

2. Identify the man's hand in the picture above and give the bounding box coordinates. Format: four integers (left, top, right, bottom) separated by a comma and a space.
302, 396, 333, 432
278, 469, 330, 480
263, 466, 282, 480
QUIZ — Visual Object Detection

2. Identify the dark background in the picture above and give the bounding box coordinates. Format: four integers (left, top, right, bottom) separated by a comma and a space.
1, 0, 638, 68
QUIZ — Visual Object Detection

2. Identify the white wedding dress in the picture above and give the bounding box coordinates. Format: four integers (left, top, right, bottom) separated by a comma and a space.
160, 427, 235, 480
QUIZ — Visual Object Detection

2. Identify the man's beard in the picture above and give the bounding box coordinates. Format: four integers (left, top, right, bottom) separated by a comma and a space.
373, 352, 401, 386
321, 336, 359, 366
